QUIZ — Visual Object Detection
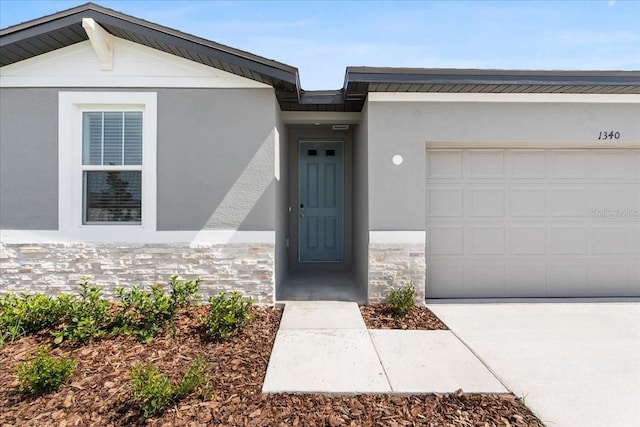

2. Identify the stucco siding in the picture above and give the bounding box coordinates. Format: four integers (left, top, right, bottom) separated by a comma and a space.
156, 88, 277, 231
274, 105, 289, 289
0, 87, 278, 232
367, 102, 425, 231
0, 88, 58, 229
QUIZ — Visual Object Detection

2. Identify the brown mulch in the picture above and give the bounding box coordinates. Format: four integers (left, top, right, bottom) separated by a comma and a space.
360, 305, 449, 330
0, 305, 543, 426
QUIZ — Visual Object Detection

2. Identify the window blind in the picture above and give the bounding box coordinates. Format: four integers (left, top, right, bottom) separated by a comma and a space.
82, 112, 142, 166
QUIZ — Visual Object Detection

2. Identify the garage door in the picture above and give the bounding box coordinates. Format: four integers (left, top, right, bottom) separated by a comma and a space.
425, 148, 640, 298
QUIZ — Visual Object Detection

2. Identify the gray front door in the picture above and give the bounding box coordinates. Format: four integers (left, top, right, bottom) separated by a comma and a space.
298, 141, 344, 262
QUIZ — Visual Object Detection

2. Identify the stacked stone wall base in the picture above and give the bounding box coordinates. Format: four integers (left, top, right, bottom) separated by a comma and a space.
0, 242, 274, 304
367, 242, 426, 304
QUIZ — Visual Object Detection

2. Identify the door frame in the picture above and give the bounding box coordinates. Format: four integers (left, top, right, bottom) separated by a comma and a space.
287, 127, 353, 271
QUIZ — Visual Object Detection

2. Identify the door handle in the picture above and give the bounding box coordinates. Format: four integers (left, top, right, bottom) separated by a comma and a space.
300, 204, 304, 218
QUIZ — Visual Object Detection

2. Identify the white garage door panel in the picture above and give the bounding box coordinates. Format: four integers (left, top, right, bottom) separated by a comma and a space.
589, 263, 635, 294
512, 150, 546, 178
468, 188, 505, 216
506, 263, 547, 293
550, 226, 588, 255
548, 264, 588, 294
512, 188, 546, 216
592, 226, 631, 255
463, 262, 505, 296
469, 150, 504, 178
426, 148, 640, 298
427, 226, 463, 255
593, 187, 632, 211
551, 187, 588, 216
427, 188, 463, 216
427, 149, 463, 178
466, 226, 505, 254
429, 262, 463, 295
511, 225, 546, 254
593, 151, 629, 179
552, 150, 588, 178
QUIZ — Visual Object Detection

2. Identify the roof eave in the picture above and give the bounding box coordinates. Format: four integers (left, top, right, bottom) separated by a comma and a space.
0, 2, 300, 91
344, 67, 640, 87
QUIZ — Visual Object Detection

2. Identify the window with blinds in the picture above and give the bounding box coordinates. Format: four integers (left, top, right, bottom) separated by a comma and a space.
82, 112, 143, 224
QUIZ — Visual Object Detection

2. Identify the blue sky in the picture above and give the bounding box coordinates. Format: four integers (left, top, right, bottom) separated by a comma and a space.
1, 0, 639, 90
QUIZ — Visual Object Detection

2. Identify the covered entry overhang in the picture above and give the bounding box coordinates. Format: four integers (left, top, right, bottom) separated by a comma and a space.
275, 112, 367, 304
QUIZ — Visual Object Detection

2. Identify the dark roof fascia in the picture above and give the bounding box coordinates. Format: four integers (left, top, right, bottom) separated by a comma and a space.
1, 2, 300, 93
0, 6, 86, 42
345, 67, 640, 87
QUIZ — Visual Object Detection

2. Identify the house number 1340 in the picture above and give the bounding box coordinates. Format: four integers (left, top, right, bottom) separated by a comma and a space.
598, 131, 620, 140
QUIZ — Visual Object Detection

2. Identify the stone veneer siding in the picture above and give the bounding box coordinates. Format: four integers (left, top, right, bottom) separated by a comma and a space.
0, 242, 274, 304
368, 243, 426, 304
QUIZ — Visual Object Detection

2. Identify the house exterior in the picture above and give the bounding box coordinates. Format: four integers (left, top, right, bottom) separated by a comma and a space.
1, 3, 639, 303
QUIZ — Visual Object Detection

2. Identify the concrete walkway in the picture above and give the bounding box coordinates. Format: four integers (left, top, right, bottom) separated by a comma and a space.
428, 300, 640, 427
262, 301, 506, 394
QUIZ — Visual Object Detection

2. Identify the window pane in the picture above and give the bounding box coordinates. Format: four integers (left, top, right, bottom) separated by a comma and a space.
84, 171, 141, 223
124, 112, 142, 165
82, 111, 142, 166
103, 112, 123, 165
83, 112, 103, 165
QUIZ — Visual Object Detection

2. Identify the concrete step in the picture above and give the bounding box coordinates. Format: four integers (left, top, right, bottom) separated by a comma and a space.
278, 300, 366, 330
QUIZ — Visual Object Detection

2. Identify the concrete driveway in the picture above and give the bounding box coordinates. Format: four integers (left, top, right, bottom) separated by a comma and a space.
428, 300, 640, 427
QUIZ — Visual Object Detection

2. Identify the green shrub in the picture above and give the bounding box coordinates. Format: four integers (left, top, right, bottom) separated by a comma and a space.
0, 292, 73, 344
167, 275, 201, 311
15, 348, 75, 395
112, 284, 171, 343
0, 278, 111, 345
52, 278, 111, 345
129, 355, 211, 417
386, 282, 417, 318
112, 276, 201, 343
129, 363, 174, 416
202, 292, 254, 340
173, 355, 212, 400
2, 275, 201, 346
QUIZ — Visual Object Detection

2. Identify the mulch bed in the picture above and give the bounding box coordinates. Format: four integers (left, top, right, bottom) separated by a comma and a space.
0, 305, 543, 426
360, 305, 449, 330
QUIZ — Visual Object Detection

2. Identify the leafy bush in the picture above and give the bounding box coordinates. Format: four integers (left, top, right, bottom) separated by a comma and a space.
129, 364, 174, 416
15, 348, 76, 395
167, 275, 201, 311
2, 275, 201, 345
202, 292, 254, 340
52, 278, 111, 344
129, 355, 211, 417
0, 292, 73, 344
386, 282, 417, 318
173, 355, 212, 400
112, 275, 201, 343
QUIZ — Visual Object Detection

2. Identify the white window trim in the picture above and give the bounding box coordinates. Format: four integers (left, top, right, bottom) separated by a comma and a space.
59, 92, 157, 237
